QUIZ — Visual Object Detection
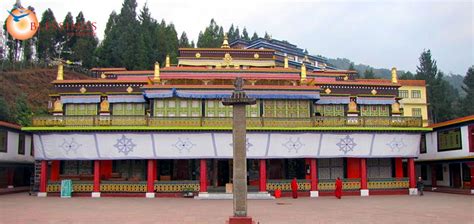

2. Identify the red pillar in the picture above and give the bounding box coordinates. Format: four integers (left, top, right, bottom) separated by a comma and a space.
360, 158, 367, 190
466, 162, 474, 193
347, 158, 361, 178
408, 158, 416, 188
39, 160, 48, 193
147, 160, 154, 193
259, 159, 266, 192
93, 160, 100, 192
310, 159, 318, 191
431, 165, 437, 187
395, 158, 404, 178
50, 161, 60, 181
200, 159, 207, 192
100, 160, 113, 180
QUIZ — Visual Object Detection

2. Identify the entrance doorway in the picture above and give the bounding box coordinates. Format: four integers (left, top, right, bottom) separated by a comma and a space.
449, 163, 462, 188
217, 160, 230, 186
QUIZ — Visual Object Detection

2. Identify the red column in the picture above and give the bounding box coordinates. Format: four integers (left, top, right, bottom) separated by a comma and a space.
347, 158, 361, 178
360, 158, 367, 189
408, 158, 416, 188
93, 160, 100, 192
466, 162, 474, 192
39, 160, 48, 193
200, 159, 207, 192
431, 165, 437, 187
395, 158, 404, 178
100, 160, 113, 180
259, 159, 266, 192
50, 161, 60, 181
310, 159, 318, 191
147, 160, 154, 193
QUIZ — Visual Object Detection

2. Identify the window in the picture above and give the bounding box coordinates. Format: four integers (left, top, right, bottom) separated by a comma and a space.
360, 105, 390, 116
411, 90, 421, 98
18, 133, 25, 155
438, 128, 462, 151
264, 100, 309, 118
412, 108, 422, 117
398, 90, 409, 98
65, 104, 98, 115
112, 103, 145, 115
154, 98, 202, 117
420, 134, 427, 154
0, 130, 7, 153
315, 104, 345, 116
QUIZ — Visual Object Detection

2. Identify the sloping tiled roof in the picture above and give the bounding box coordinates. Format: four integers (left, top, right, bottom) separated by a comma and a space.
428, 115, 474, 129
399, 80, 426, 86
0, 121, 22, 130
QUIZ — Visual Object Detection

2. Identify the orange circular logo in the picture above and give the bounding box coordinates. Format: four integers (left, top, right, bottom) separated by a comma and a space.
6, 7, 38, 40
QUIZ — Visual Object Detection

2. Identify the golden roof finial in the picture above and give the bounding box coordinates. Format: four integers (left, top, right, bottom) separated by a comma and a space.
221, 34, 230, 48
165, 55, 170, 67
284, 56, 289, 69
301, 63, 307, 82
56, 63, 64, 80
154, 62, 160, 82
391, 67, 398, 84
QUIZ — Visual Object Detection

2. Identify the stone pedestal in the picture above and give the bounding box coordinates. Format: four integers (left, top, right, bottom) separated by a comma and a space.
145, 192, 155, 198
360, 189, 369, 197
92, 192, 101, 198
310, 191, 319, 197
409, 188, 418, 196
228, 216, 254, 224
37, 192, 47, 197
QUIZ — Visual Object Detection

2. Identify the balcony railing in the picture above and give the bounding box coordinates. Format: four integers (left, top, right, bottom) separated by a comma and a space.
31, 115, 423, 128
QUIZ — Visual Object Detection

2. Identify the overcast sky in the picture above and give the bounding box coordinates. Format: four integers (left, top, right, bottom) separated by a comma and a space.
2, 0, 472, 74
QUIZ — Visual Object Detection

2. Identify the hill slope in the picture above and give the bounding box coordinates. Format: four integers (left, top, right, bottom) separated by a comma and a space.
0, 68, 91, 113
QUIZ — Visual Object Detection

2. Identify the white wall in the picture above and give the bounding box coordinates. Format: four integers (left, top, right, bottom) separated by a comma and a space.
417, 125, 473, 161
0, 130, 35, 163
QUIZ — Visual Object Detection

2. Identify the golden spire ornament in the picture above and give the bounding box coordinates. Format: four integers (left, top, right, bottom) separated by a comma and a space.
221, 34, 230, 48
154, 62, 160, 82
57, 63, 64, 80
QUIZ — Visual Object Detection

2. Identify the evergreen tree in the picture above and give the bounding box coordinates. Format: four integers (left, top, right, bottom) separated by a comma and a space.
242, 28, 250, 41
251, 32, 258, 41
348, 62, 355, 71
37, 9, 60, 61
61, 12, 75, 54
13, 94, 32, 126
264, 32, 271, 40
70, 12, 98, 68
190, 40, 195, 48
363, 68, 376, 79
227, 24, 235, 41
97, 11, 120, 67
0, 95, 11, 122
197, 19, 224, 48
138, 4, 157, 68
179, 32, 191, 48
461, 66, 474, 115
399, 71, 415, 80
234, 27, 240, 41
22, 39, 33, 62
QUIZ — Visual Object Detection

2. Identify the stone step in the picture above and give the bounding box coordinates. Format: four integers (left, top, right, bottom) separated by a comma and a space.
194, 192, 275, 200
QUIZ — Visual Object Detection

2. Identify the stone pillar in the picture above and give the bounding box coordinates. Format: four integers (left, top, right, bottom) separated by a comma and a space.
200, 159, 207, 193
431, 164, 437, 187
395, 158, 404, 178
232, 105, 248, 216
92, 160, 101, 198
408, 158, 417, 195
223, 77, 256, 224
259, 159, 266, 192
146, 159, 155, 198
360, 158, 368, 196
310, 158, 319, 197
38, 160, 48, 197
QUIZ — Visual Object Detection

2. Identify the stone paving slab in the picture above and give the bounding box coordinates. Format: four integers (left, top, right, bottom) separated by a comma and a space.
0, 192, 472, 224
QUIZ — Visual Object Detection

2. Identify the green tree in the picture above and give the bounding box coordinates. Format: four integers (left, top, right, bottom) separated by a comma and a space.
13, 94, 32, 126
241, 27, 250, 41
179, 32, 191, 48
251, 32, 258, 41
61, 12, 75, 53
363, 68, 376, 79
264, 32, 271, 40
399, 71, 415, 80
0, 95, 11, 122
233, 26, 240, 41
348, 62, 355, 71
461, 66, 474, 115
197, 19, 224, 48
37, 9, 60, 61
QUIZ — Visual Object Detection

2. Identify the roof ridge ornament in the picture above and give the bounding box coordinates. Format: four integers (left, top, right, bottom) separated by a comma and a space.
154, 62, 160, 82
391, 67, 398, 84
57, 62, 64, 80
221, 34, 230, 49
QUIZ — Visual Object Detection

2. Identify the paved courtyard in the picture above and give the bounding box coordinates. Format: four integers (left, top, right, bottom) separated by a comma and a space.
0, 192, 472, 224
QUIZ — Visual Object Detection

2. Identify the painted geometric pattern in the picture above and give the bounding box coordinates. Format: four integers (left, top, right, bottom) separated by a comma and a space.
368, 179, 409, 190
154, 183, 200, 192
47, 183, 93, 192
101, 183, 146, 192
266, 181, 311, 191
318, 181, 361, 191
